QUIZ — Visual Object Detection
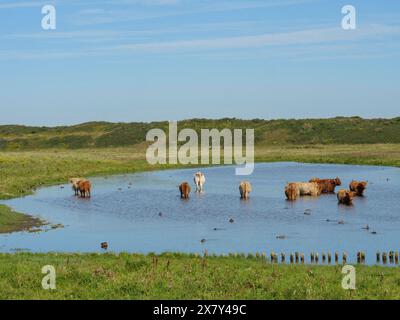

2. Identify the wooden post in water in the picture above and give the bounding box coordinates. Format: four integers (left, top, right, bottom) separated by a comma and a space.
362, 251, 366, 264
295, 252, 299, 264
290, 253, 294, 264
310, 252, 315, 264
315, 253, 319, 264
327, 252, 332, 264
395, 252, 399, 264
389, 251, 394, 264
342, 252, 347, 264
335, 252, 339, 264
382, 252, 387, 264
376, 252, 381, 263
281, 253, 286, 263
322, 253, 326, 263
301, 253, 305, 264
357, 252, 361, 264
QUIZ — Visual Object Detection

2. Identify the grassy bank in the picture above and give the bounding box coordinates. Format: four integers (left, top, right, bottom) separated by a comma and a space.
0, 205, 44, 234
1, 252, 399, 300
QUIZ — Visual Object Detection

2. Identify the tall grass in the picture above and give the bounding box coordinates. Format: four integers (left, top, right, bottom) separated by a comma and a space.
1, 253, 399, 300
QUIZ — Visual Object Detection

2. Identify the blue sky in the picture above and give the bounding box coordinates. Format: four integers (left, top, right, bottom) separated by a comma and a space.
0, 0, 399, 125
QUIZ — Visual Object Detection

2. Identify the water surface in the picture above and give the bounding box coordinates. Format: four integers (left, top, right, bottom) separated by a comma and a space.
1, 162, 399, 264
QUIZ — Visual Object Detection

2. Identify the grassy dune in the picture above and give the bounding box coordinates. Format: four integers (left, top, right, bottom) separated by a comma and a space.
1, 253, 399, 300
1, 117, 400, 150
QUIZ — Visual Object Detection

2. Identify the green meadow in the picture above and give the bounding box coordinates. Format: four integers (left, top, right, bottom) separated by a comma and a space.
1, 252, 400, 300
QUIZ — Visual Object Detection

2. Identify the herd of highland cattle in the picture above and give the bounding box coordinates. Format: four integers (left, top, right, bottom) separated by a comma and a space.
285, 178, 367, 205
69, 171, 367, 206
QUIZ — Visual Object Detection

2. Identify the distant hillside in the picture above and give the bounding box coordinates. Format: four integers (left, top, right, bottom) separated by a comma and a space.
0, 117, 399, 150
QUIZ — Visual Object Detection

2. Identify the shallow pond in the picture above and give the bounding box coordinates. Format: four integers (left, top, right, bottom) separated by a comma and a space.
1, 162, 399, 265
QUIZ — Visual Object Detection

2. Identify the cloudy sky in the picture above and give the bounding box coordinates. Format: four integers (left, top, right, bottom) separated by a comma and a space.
0, 0, 399, 125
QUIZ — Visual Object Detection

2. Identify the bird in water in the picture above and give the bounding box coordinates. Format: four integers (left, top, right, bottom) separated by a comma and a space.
101, 242, 108, 250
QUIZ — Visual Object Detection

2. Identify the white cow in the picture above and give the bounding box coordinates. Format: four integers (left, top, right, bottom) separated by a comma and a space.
194, 171, 206, 193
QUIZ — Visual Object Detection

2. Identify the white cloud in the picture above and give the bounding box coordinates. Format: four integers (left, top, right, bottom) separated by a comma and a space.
70, 0, 314, 26
110, 24, 400, 53
1, 24, 399, 61
0, 1, 46, 9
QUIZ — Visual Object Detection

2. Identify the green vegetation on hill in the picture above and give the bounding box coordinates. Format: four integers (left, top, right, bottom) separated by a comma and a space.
1, 252, 399, 300
1, 117, 400, 150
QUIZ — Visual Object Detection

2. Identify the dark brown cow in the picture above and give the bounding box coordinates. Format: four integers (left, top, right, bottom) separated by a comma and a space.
309, 177, 341, 193
179, 182, 191, 199
78, 180, 91, 198
337, 189, 355, 205
349, 180, 367, 196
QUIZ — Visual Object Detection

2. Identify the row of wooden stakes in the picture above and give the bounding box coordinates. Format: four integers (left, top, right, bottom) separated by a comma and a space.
377, 251, 400, 264
269, 252, 352, 264
203, 250, 400, 265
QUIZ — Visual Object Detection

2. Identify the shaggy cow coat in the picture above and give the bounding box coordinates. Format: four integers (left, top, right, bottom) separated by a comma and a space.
239, 181, 252, 199
78, 180, 91, 198
309, 177, 341, 193
349, 180, 368, 196
285, 183, 298, 200
179, 182, 191, 199
194, 172, 206, 193
337, 189, 355, 205
292, 182, 321, 197
70, 178, 86, 196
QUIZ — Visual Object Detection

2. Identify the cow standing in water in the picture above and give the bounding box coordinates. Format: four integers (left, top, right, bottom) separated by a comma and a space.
309, 177, 341, 193
337, 189, 355, 205
194, 171, 206, 193
239, 181, 252, 199
291, 182, 322, 197
78, 180, 92, 198
349, 180, 368, 196
69, 178, 86, 196
285, 183, 297, 200
179, 182, 191, 199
